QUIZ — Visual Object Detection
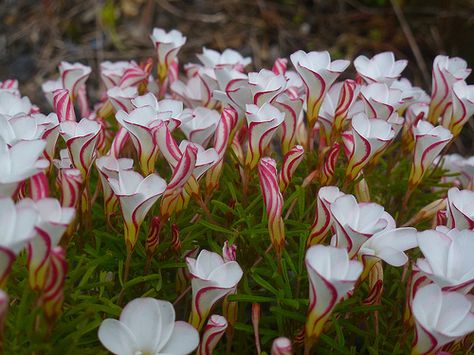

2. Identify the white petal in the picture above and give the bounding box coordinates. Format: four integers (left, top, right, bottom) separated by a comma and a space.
98, 319, 138, 355
158, 321, 199, 354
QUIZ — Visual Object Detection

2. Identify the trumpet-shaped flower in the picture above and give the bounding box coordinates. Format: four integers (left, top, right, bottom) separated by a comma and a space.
346, 113, 395, 180
96, 156, 134, 222
0, 139, 49, 197
0, 114, 46, 145
59, 61, 92, 100
0, 91, 32, 117
205, 108, 238, 194
446, 187, 474, 229
0, 197, 38, 287
330, 194, 396, 258
245, 103, 284, 169
186, 249, 243, 330
107, 86, 138, 113
115, 106, 160, 175
108, 169, 167, 251
179, 107, 220, 147
278, 145, 304, 192
428, 55, 471, 124
98, 298, 199, 355
354, 52, 407, 84
197, 315, 228, 355
197, 47, 251, 69
290, 50, 350, 128
411, 284, 474, 355
213, 68, 252, 117
41, 246, 67, 320
308, 186, 345, 246
408, 120, 452, 188
305, 245, 362, 342
448, 80, 474, 136
273, 92, 304, 154
60, 119, 101, 178
52, 89, 76, 122
100, 61, 132, 89
132, 94, 184, 131
360, 83, 403, 120
248, 69, 287, 106
18, 198, 74, 291
258, 157, 285, 259
150, 28, 186, 82
416, 226, 474, 293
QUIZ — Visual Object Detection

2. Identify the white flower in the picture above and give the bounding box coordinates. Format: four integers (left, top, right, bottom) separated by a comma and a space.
416, 226, 474, 293
98, 298, 199, 355
354, 52, 407, 84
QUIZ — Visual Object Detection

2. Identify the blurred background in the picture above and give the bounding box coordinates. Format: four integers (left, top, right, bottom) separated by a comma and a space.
1, 0, 474, 109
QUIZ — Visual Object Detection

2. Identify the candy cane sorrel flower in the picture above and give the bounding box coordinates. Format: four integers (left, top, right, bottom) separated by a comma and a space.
408, 120, 452, 189
446, 187, 474, 230
290, 50, 350, 130
108, 169, 167, 251
428, 55, 471, 124
18, 198, 74, 291
186, 249, 243, 331
245, 103, 284, 169
305, 245, 362, 348
307, 186, 345, 247
0, 197, 38, 287
0, 139, 49, 197
346, 113, 395, 180
248, 69, 287, 106
59, 118, 101, 178
179, 107, 220, 147
416, 226, 474, 294
445, 80, 474, 136
330, 194, 396, 258
258, 157, 285, 259
95, 156, 134, 223
278, 145, 304, 192
354, 52, 407, 84
98, 298, 199, 355
411, 283, 474, 355
59, 61, 92, 100
197, 315, 228, 355
150, 28, 186, 82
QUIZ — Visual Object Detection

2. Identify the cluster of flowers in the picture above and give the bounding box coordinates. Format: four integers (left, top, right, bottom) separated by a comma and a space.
0, 26, 473, 354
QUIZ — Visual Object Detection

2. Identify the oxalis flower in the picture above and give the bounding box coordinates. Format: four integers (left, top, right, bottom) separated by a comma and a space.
411, 283, 474, 355
248, 69, 287, 106
108, 169, 167, 251
428, 55, 471, 124
98, 298, 199, 355
354, 52, 407, 84
308, 186, 345, 247
446, 187, 474, 230
0, 197, 38, 287
346, 113, 395, 180
258, 157, 285, 260
95, 156, 134, 223
304, 245, 362, 348
446, 80, 474, 136
18, 198, 74, 291
245, 103, 284, 170
59, 61, 92, 100
197, 314, 228, 355
330, 194, 396, 258
271, 337, 293, 355
59, 118, 101, 179
0, 139, 49, 198
416, 226, 474, 294
408, 120, 452, 189
186, 249, 243, 331
150, 28, 186, 83
290, 50, 350, 130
